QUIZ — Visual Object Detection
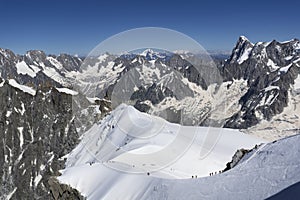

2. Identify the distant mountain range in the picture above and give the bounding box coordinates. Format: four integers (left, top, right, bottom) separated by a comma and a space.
1, 36, 300, 199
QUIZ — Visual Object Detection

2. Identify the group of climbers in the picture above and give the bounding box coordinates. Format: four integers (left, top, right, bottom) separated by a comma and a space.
209, 170, 222, 176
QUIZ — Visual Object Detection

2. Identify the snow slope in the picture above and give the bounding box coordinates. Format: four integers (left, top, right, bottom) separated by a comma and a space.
155, 134, 300, 200
58, 104, 266, 199
8, 79, 36, 96
243, 78, 300, 141
59, 129, 300, 200
55, 87, 79, 95
15, 61, 38, 77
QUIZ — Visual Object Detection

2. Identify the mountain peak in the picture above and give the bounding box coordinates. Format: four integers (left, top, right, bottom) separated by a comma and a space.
227, 36, 254, 64
228, 36, 300, 65
237, 36, 253, 46
239, 35, 250, 42
25, 50, 47, 61
140, 48, 155, 57
0, 47, 16, 60
139, 48, 170, 60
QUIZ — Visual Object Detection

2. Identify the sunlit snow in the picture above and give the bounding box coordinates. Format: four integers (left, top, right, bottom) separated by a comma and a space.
58, 104, 265, 199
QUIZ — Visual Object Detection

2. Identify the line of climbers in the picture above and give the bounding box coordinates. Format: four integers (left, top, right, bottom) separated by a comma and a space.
209, 170, 222, 176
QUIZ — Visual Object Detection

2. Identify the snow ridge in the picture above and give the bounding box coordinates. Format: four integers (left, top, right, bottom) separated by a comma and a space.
59, 104, 264, 199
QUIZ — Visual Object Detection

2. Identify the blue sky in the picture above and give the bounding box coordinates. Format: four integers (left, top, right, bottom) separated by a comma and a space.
0, 0, 299, 55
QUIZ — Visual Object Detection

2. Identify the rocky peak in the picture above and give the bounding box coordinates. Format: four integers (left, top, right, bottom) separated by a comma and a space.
57, 54, 82, 72
228, 36, 254, 64
140, 48, 155, 57
223, 36, 300, 129
228, 37, 300, 66
0, 48, 17, 66
266, 39, 300, 66
25, 50, 47, 64
140, 48, 170, 61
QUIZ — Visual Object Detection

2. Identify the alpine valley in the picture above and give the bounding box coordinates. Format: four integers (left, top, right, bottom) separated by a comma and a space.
1, 36, 300, 199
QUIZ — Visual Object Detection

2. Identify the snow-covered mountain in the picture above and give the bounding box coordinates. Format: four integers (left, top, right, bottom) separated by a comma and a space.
71, 48, 225, 127
0, 49, 106, 199
58, 104, 300, 200
1, 35, 300, 199
221, 36, 300, 140
58, 104, 265, 199
2, 37, 298, 136
0, 48, 83, 88
139, 48, 171, 60
0, 78, 82, 199
69, 38, 300, 139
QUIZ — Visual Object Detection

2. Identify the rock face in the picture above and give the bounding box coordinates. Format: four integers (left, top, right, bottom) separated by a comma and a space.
48, 177, 85, 200
222, 36, 300, 128
0, 46, 114, 199
0, 49, 101, 199
0, 81, 80, 199
223, 148, 252, 172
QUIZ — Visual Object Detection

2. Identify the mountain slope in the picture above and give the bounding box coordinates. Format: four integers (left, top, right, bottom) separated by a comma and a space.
58, 104, 264, 199
0, 79, 80, 199
152, 133, 300, 200
222, 36, 300, 131
58, 105, 300, 200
